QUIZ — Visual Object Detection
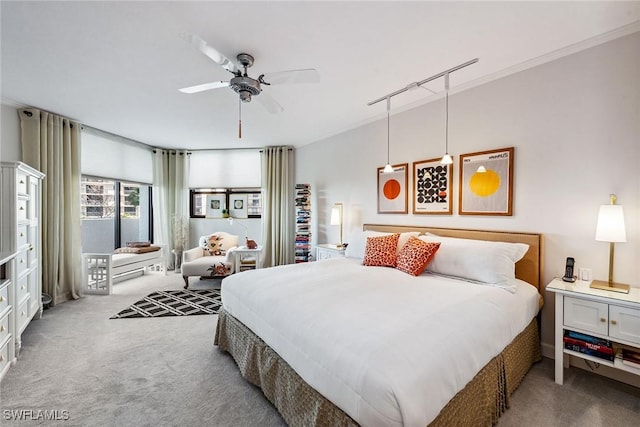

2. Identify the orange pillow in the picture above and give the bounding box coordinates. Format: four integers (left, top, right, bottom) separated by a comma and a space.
362, 233, 400, 267
396, 237, 441, 276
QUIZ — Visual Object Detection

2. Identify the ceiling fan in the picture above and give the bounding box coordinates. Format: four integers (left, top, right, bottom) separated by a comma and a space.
179, 33, 319, 137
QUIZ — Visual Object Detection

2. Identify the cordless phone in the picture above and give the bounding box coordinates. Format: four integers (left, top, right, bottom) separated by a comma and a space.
562, 257, 576, 282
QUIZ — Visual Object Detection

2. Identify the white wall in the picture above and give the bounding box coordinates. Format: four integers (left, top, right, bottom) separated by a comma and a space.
1, 104, 21, 162
295, 33, 640, 355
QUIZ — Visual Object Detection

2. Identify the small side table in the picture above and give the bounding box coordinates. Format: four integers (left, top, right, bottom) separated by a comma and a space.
314, 244, 346, 261
234, 246, 263, 273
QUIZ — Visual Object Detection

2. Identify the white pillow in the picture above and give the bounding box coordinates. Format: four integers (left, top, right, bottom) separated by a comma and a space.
419, 235, 529, 291
345, 230, 420, 259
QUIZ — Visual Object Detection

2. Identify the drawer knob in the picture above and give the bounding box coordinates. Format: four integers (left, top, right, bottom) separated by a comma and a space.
20, 259, 24, 263
611, 320, 618, 325
0, 355, 3, 362
0, 325, 4, 332
21, 311, 26, 316
20, 232, 24, 237
600, 317, 606, 323
20, 179, 25, 184
19, 206, 24, 210
0, 296, 3, 302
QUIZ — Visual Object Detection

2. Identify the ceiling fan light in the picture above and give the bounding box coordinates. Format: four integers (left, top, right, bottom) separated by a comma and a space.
383, 163, 395, 173
440, 154, 453, 165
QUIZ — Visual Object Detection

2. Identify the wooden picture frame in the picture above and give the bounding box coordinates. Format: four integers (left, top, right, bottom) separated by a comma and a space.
412, 157, 453, 215
377, 163, 408, 214
206, 194, 226, 218
459, 147, 514, 216
229, 193, 248, 219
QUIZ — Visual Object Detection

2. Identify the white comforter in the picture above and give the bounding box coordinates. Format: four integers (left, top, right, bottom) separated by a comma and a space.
221, 258, 539, 427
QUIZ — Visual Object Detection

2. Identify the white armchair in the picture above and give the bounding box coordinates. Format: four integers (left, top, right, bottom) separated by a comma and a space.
181, 232, 239, 288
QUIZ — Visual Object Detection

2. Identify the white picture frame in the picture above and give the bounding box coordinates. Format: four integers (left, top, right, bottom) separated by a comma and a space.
206, 194, 226, 218
229, 194, 248, 219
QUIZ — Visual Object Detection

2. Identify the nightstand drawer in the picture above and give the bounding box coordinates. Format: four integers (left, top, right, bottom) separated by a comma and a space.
17, 224, 29, 248
609, 305, 640, 345
0, 285, 9, 314
16, 173, 28, 194
17, 298, 30, 332
0, 340, 9, 375
564, 296, 608, 335
16, 276, 28, 304
0, 313, 9, 344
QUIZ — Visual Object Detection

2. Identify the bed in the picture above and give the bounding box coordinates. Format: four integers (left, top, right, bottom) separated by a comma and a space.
215, 224, 544, 426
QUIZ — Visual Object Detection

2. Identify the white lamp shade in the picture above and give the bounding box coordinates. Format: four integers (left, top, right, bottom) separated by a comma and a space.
383, 164, 395, 173
330, 205, 342, 226
440, 154, 453, 165
595, 205, 626, 243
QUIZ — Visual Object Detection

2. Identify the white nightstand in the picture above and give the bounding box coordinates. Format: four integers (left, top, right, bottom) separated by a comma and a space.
233, 246, 263, 272
546, 278, 640, 385
314, 244, 346, 261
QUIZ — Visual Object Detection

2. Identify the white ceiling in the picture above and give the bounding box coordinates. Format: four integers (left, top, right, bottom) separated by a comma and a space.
2, 1, 639, 150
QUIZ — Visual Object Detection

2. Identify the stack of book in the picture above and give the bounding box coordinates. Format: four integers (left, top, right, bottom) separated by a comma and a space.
563, 330, 614, 362
294, 184, 312, 263
618, 348, 640, 369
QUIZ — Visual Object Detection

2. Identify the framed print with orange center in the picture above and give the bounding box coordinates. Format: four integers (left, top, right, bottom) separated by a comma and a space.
413, 157, 453, 215
459, 147, 514, 216
377, 163, 408, 214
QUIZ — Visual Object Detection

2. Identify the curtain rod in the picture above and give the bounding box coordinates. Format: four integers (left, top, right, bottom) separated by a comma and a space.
367, 58, 479, 107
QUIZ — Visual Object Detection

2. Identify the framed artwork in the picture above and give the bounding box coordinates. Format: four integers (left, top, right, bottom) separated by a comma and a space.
229, 193, 248, 218
412, 157, 453, 215
206, 194, 226, 218
459, 147, 514, 216
377, 163, 408, 214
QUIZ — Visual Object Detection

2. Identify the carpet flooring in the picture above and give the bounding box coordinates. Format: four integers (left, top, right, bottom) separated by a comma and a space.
110, 289, 222, 318
1, 271, 639, 426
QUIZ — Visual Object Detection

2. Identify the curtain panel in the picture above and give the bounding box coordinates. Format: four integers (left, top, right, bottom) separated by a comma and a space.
152, 149, 190, 270
20, 108, 83, 305
261, 146, 295, 267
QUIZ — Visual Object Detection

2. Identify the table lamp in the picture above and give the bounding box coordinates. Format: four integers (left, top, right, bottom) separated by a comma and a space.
590, 194, 629, 293
330, 203, 345, 249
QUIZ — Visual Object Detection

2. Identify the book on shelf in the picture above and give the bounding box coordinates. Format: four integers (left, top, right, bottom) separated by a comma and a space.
562, 336, 614, 355
563, 330, 612, 347
564, 343, 614, 362
620, 348, 640, 369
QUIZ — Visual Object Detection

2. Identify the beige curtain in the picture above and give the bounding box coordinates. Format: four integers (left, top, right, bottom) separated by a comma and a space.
152, 149, 190, 270
19, 108, 82, 305
261, 146, 295, 267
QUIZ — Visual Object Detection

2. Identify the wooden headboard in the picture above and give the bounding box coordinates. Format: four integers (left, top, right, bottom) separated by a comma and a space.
363, 224, 544, 292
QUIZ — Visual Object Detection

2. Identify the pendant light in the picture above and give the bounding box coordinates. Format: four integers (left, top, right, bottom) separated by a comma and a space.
440, 73, 453, 165
383, 96, 394, 173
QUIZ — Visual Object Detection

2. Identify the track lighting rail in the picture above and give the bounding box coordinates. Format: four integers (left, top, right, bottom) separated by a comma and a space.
367, 58, 479, 107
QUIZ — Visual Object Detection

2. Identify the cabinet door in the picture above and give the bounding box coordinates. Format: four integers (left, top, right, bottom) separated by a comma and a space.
609, 305, 640, 345
564, 296, 608, 335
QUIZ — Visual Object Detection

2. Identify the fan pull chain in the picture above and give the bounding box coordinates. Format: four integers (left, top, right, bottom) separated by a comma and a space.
238, 97, 242, 139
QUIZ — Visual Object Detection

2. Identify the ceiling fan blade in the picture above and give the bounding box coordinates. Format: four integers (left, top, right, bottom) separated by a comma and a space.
181, 32, 241, 74
260, 69, 320, 85
255, 92, 284, 114
178, 81, 230, 94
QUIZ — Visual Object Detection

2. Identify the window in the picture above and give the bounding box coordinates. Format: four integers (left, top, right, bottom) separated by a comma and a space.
190, 189, 262, 218
81, 176, 153, 252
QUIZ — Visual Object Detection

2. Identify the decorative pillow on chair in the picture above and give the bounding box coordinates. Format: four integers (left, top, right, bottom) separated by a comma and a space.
396, 237, 441, 276
362, 233, 400, 267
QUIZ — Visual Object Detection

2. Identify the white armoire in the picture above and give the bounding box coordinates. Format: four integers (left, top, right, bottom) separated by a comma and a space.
0, 161, 45, 359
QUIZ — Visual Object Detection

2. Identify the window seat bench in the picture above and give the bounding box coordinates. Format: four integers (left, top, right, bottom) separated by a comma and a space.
83, 246, 166, 295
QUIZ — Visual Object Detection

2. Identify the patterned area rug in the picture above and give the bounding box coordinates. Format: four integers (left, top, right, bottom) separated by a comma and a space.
110, 289, 222, 319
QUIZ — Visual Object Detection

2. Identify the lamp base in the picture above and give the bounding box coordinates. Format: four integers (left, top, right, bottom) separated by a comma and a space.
589, 279, 630, 294
335, 243, 347, 249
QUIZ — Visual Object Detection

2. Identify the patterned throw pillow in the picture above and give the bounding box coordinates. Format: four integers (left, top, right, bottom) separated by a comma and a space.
362, 233, 400, 267
396, 237, 441, 276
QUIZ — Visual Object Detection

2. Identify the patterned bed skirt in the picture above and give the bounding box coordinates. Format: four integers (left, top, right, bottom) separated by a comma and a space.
214, 309, 541, 426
